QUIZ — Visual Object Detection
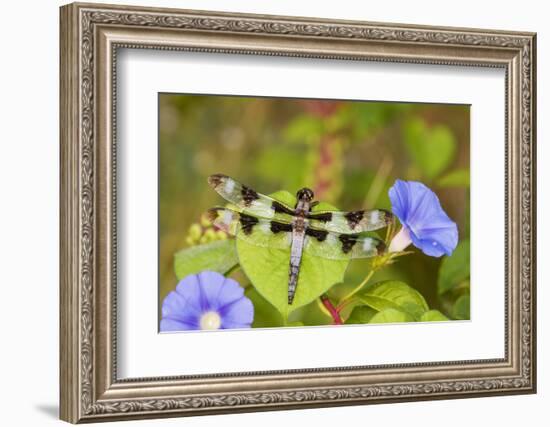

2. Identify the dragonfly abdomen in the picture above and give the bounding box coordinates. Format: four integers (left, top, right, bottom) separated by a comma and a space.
288, 219, 307, 305
288, 260, 301, 305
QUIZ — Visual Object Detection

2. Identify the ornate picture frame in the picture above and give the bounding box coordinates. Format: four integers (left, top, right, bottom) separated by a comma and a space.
60, 2, 536, 423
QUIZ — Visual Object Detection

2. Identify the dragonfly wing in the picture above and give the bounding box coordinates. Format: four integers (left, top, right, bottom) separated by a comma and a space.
208, 207, 292, 249
307, 209, 393, 234
208, 174, 295, 221
304, 226, 385, 260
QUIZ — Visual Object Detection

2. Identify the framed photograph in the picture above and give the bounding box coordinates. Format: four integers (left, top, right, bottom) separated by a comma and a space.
60, 2, 537, 423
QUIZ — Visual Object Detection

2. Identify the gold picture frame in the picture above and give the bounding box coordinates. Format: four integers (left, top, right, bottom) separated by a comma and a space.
60, 2, 536, 423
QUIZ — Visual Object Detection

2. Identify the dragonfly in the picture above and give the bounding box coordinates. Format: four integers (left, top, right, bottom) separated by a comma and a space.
207, 174, 394, 305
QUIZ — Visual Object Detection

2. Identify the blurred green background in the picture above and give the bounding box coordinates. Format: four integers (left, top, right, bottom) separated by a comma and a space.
159, 94, 470, 320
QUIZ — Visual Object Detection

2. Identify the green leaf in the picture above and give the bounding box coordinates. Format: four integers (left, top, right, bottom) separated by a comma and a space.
452, 294, 470, 320
350, 103, 405, 139
174, 239, 238, 280
420, 310, 450, 322
438, 239, 470, 295
404, 118, 456, 179
283, 116, 324, 145
245, 287, 284, 328
369, 308, 415, 324
266, 190, 296, 207
288, 299, 333, 326
287, 321, 305, 327
237, 192, 348, 319
357, 280, 429, 320
345, 305, 377, 324
438, 169, 470, 188
254, 145, 306, 191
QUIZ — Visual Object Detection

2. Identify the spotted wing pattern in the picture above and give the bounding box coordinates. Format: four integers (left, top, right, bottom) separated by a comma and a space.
208, 207, 385, 260
208, 174, 295, 221
307, 209, 394, 234
207, 207, 292, 249
304, 229, 385, 260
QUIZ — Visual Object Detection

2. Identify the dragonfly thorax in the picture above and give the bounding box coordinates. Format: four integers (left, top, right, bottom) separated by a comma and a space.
296, 187, 315, 202
295, 187, 315, 214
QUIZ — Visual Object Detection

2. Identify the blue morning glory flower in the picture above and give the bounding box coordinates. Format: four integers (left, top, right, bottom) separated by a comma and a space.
388, 179, 458, 257
160, 271, 254, 331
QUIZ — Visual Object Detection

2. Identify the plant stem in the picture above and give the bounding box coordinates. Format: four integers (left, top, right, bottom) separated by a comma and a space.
336, 296, 359, 313
338, 269, 376, 308
364, 155, 393, 208
224, 264, 240, 277
317, 297, 332, 317
320, 294, 343, 325
336, 251, 413, 311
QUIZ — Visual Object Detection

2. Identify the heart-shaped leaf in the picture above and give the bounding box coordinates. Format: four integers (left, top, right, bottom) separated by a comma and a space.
288, 299, 333, 326
420, 309, 450, 322
369, 308, 415, 324
245, 287, 284, 328
452, 294, 470, 320
438, 239, 470, 295
345, 305, 377, 324
404, 118, 456, 180
174, 239, 238, 280
357, 280, 429, 320
438, 169, 470, 188
236, 191, 349, 319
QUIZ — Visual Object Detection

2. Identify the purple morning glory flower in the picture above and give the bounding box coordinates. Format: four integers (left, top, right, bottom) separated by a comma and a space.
160, 271, 253, 332
388, 179, 458, 257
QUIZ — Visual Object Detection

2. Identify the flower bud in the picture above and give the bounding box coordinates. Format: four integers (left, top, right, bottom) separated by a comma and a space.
188, 223, 202, 240
203, 229, 217, 242
200, 213, 212, 228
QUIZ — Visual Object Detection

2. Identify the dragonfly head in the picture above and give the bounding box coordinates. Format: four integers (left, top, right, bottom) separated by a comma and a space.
296, 187, 315, 203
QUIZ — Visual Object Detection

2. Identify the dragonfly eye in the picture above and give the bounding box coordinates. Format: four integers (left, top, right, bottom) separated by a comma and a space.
297, 187, 315, 202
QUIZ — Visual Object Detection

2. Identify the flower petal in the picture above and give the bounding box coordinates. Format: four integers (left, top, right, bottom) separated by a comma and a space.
160, 317, 197, 332
195, 271, 227, 311
216, 277, 246, 307
410, 223, 458, 257
406, 185, 448, 230
388, 179, 411, 224
388, 179, 458, 257
220, 297, 254, 329
174, 274, 204, 313
161, 289, 201, 323
388, 226, 413, 253
162, 271, 252, 331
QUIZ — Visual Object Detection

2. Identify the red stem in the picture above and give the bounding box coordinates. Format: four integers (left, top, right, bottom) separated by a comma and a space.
320, 295, 343, 325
